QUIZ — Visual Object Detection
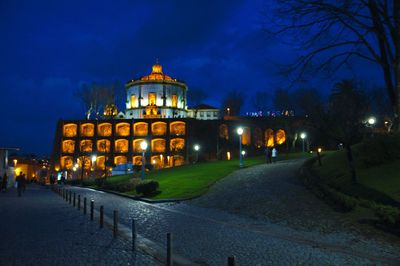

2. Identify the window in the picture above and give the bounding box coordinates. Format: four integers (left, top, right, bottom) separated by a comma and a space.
171, 94, 177, 108
130, 95, 136, 108
148, 93, 156, 105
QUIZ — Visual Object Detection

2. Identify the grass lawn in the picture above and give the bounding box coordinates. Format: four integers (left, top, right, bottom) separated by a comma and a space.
314, 145, 400, 204
102, 152, 311, 200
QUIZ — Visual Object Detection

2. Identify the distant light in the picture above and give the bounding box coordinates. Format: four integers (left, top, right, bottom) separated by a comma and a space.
194, 144, 200, 151
237, 127, 243, 135
241, 150, 246, 156
317, 148, 322, 153
74, 163, 79, 168
91, 155, 97, 163
227, 151, 231, 160
300, 132, 306, 139
140, 140, 148, 151
73, 167, 77, 172
152, 160, 156, 164
13, 159, 17, 166
368, 117, 376, 125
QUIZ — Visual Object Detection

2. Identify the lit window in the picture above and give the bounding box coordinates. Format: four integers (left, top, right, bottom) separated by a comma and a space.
148, 93, 156, 105
172, 94, 177, 108
130, 95, 136, 108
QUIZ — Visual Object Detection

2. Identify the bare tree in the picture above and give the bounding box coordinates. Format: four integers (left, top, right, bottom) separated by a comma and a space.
264, 0, 400, 131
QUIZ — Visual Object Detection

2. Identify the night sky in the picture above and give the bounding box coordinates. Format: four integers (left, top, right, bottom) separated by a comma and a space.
0, 0, 382, 155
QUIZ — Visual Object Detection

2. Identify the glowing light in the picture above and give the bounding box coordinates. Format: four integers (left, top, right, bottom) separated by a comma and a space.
140, 140, 148, 151
237, 127, 243, 135
13, 159, 17, 166
91, 155, 97, 163
152, 160, 156, 164
300, 132, 306, 139
227, 152, 231, 160
241, 150, 246, 156
368, 117, 376, 125
318, 148, 322, 153
194, 144, 200, 151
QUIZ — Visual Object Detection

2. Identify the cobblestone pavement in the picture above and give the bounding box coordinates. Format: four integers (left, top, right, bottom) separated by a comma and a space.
0, 185, 161, 266
64, 159, 400, 266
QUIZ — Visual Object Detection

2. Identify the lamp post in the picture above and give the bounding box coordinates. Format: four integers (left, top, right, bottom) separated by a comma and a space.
140, 140, 148, 181
237, 127, 244, 167
193, 144, 200, 163
300, 132, 306, 152
317, 148, 322, 166
367, 116, 376, 138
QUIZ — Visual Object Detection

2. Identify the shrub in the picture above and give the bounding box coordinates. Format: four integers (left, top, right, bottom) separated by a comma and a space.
360, 134, 400, 167
135, 180, 159, 196
102, 178, 139, 193
373, 205, 400, 225
321, 185, 357, 211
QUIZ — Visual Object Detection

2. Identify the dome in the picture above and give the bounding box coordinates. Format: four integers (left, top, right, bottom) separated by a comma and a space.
140, 63, 173, 81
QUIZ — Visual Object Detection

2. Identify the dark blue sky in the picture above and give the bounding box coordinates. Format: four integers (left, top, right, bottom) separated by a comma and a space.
0, 0, 382, 155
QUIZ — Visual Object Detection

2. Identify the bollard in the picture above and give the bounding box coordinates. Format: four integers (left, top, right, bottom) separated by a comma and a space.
73, 193, 76, 207
228, 256, 236, 266
63, 189, 65, 200
77, 195, 81, 210
167, 233, 173, 266
83, 197, 87, 215
90, 200, 94, 221
113, 210, 118, 237
69, 191, 72, 204
66, 190, 69, 202
132, 219, 136, 251
99, 206, 104, 228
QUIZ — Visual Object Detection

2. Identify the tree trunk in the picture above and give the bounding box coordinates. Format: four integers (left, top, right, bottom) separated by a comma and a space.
345, 144, 357, 184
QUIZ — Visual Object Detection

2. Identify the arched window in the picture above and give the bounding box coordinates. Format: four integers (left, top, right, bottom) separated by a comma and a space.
62, 140, 75, 153
115, 139, 128, 153
254, 128, 263, 147
242, 127, 251, 145
134, 122, 148, 136
265, 129, 274, 147
132, 139, 145, 153
151, 155, 163, 169
170, 138, 185, 152
60, 156, 73, 170
63, 124, 77, 137
151, 138, 166, 153
80, 123, 94, 137
132, 156, 142, 166
96, 156, 106, 170
97, 139, 110, 153
170, 121, 185, 135
116, 123, 130, 136
151, 122, 167, 136
173, 155, 185, 166
80, 140, 93, 152
275, 129, 286, 145
114, 156, 127, 166
98, 123, 112, 137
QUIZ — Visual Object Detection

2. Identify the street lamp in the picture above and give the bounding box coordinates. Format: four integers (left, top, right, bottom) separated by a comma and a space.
367, 116, 376, 126
300, 132, 307, 152
140, 140, 148, 180
193, 144, 200, 163
237, 127, 244, 167
13, 159, 17, 167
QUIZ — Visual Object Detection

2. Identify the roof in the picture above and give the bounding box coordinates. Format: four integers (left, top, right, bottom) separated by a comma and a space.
140, 63, 173, 81
191, 104, 219, 110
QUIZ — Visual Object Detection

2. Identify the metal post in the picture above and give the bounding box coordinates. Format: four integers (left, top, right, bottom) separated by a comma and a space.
62, 189, 65, 199
317, 151, 322, 166
141, 150, 145, 180
167, 233, 173, 266
90, 200, 94, 221
132, 219, 136, 251
83, 197, 87, 214
99, 206, 104, 228
69, 191, 72, 204
77, 195, 81, 210
228, 256, 236, 266
302, 138, 305, 152
239, 135, 243, 168
113, 210, 118, 237
73, 193, 76, 207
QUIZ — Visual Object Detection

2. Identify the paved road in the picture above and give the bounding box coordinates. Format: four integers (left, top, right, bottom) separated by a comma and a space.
0, 185, 160, 266
64, 159, 400, 265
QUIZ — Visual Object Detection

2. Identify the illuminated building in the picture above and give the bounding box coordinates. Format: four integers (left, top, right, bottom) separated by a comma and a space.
51, 62, 299, 178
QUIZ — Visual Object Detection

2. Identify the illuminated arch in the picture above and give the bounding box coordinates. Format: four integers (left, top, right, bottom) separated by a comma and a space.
242, 127, 251, 145
151, 122, 167, 136
170, 138, 185, 152
116, 122, 130, 137
151, 138, 166, 153
78, 156, 91, 170
265, 129, 274, 147
133, 156, 142, 166
115, 139, 128, 153
254, 128, 263, 148
170, 121, 185, 135
63, 123, 77, 137
114, 155, 127, 165
97, 139, 110, 153
134, 122, 148, 136
80, 123, 94, 137
62, 140, 75, 153
80, 139, 93, 152
98, 123, 112, 137
173, 155, 185, 166
96, 156, 106, 170
60, 156, 73, 170
151, 155, 163, 169
219, 124, 229, 140
132, 139, 145, 153
275, 129, 286, 145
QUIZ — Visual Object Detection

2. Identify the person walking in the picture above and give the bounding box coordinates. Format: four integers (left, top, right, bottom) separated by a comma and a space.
16, 172, 25, 197
272, 147, 277, 163
1, 173, 8, 192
